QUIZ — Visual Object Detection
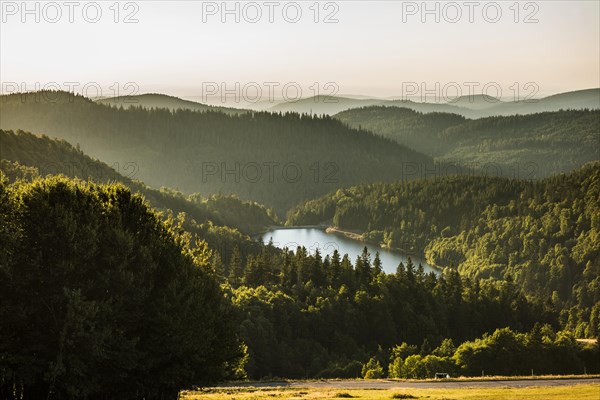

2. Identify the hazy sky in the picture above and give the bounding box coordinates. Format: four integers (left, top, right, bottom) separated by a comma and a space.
1, 0, 599, 101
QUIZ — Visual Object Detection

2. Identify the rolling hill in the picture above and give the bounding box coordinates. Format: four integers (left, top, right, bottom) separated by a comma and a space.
269, 95, 385, 115
287, 161, 600, 322
0, 129, 276, 241
447, 94, 501, 110
0, 91, 435, 215
485, 88, 600, 116
268, 89, 600, 117
95, 93, 246, 114
335, 106, 600, 177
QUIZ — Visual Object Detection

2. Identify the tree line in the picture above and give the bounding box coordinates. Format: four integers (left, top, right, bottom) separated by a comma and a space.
336, 106, 599, 178
0, 175, 245, 399
1, 122, 599, 398
287, 162, 600, 339
0, 91, 434, 215
367, 325, 599, 379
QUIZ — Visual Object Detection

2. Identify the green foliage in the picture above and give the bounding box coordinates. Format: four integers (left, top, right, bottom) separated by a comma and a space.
2, 95, 599, 388
432, 339, 456, 357
0, 129, 273, 272
0, 129, 276, 233
95, 93, 244, 114
337, 107, 466, 157
221, 241, 548, 379
337, 106, 600, 178
388, 357, 404, 379
0, 175, 243, 399
318, 361, 363, 379
391, 343, 419, 360
389, 353, 451, 379
400, 355, 427, 379
288, 163, 600, 335
0, 160, 39, 182
0, 91, 433, 215
361, 357, 384, 379
386, 326, 599, 379
287, 174, 526, 251
452, 326, 599, 376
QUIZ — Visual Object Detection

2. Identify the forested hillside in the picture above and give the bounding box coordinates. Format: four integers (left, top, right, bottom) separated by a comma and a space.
0, 91, 434, 214
0, 175, 245, 398
336, 107, 599, 177
2, 138, 598, 392
223, 244, 545, 378
96, 93, 245, 114
336, 107, 466, 157
0, 129, 276, 262
486, 88, 600, 116
2, 91, 598, 394
287, 163, 600, 338
3, 172, 597, 393
269, 89, 600, 117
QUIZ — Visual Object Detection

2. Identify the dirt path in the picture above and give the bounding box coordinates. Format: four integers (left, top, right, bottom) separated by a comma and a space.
218, 378, 600, 390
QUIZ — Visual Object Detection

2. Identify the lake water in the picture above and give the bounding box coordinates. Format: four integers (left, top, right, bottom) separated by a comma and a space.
261, 228, 438, 275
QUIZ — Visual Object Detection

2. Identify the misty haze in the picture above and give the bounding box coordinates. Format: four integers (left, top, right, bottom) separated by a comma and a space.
0, 1, 599, 400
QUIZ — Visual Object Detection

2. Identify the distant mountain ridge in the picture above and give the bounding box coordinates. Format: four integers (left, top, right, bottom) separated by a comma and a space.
96, 93, 247, 114
269, 95, 387, 115
269, 88, 600, 117
486, 88, 600, 116
335, 106, 600, 178
92, 89, 600, 118
447, 94, 501, 110
0, 129, 275, 236
0, 91, 435, 215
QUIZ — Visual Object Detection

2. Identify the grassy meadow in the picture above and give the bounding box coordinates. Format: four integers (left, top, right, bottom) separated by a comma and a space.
181, 384, 600, 400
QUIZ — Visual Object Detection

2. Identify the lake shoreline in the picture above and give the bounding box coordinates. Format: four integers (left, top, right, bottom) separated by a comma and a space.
259, 226, 443, 274
325, 226, 443, 272
325, 226, 363, 241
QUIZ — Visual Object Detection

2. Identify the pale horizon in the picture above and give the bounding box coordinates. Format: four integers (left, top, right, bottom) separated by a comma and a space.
2, 1, 599, 101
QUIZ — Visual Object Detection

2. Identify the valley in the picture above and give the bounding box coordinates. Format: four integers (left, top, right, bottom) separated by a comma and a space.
2, 2, 599, 397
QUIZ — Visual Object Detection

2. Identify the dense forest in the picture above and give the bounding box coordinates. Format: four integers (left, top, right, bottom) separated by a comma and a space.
0, 129, 277, 262
95, 93, 245, 115
1, 92, 599, 399
287, 162, 600, 338
336, 106, 600, 178
2, 173, 597, 396
0, 175, 245, 399
220, 242, 598, 379
379, 325, 599, 379
270, 89, 600, 117
0, 91, 434, 215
